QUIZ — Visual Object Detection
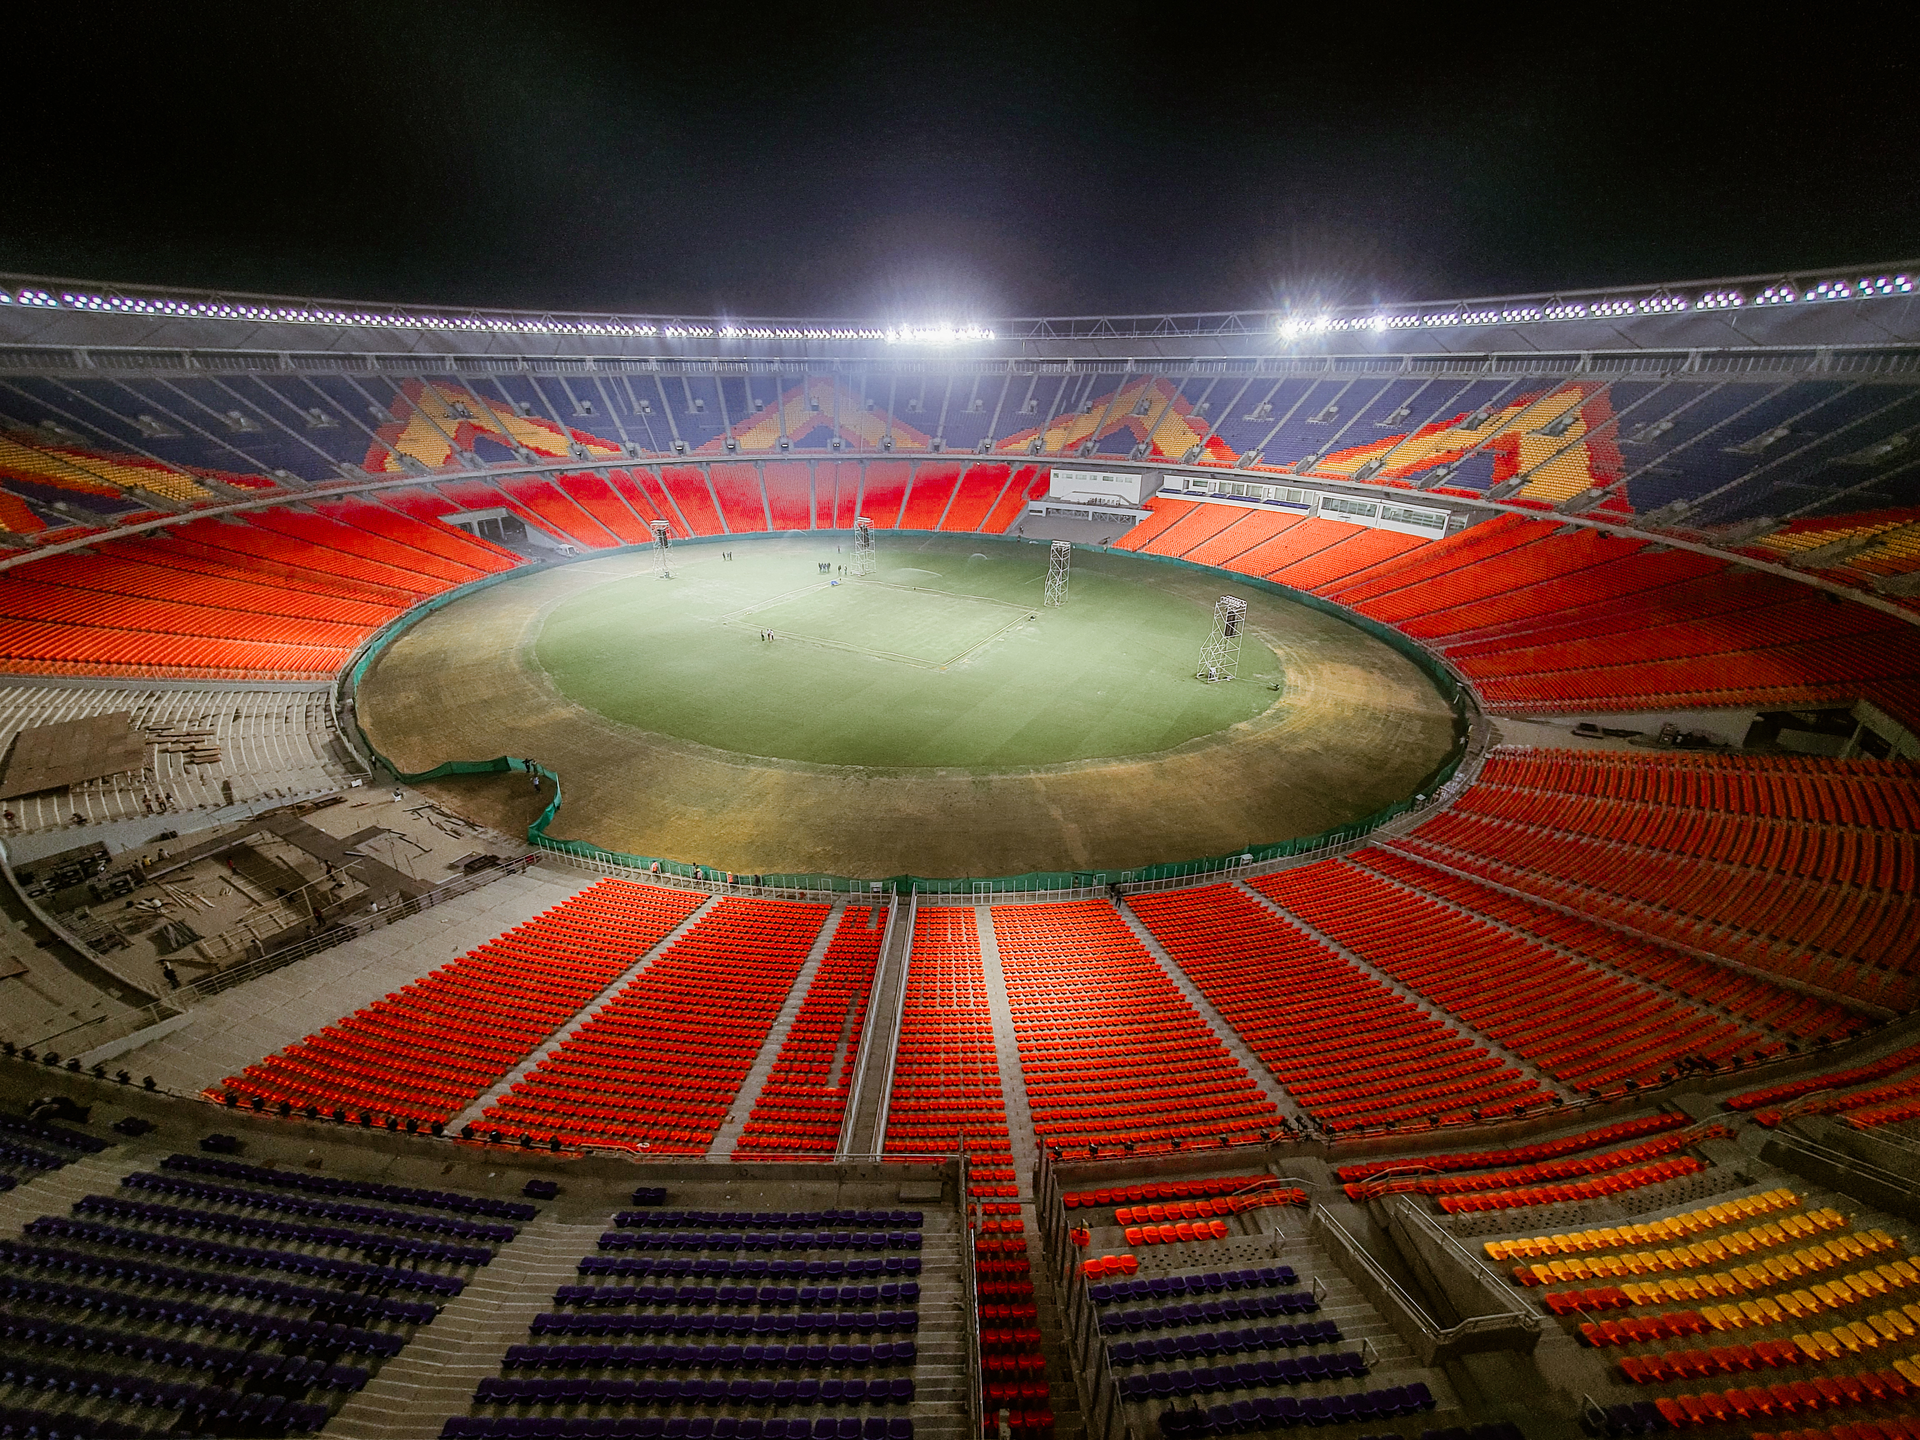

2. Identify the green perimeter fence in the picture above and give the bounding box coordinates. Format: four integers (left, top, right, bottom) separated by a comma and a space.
340, 531, 1477, 896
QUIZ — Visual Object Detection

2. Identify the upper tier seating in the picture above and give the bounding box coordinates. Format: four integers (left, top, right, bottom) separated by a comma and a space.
477, 897, 830, 1153
1313, 516, 1920, 724
213, 880, 705, 1126
8, 372, 1917, 543
990, 901, 1282, 1151
442, 1193, 931, 1440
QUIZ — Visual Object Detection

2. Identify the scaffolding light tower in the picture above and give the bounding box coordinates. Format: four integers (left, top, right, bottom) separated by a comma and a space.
650, 520, 672, 578
1196, 595, 1247, 682
1043, 539, 1071, 607
850, 516, 876, 577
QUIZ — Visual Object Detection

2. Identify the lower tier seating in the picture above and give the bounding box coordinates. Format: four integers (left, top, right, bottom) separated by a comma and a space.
735, 906, 885, 1158
1254, 859, 1767, 1093
477, 897, 831, 1153
991, 901, 1282, 1151
1126, 885, 1551, 1128
213, 880, 706, 1126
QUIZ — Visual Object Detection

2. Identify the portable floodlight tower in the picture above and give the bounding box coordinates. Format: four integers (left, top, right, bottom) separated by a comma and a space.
650, 520, 672, 578
850, 516, 876, 577
1196, 596, 1246, 682
1043, 539, 1071, 607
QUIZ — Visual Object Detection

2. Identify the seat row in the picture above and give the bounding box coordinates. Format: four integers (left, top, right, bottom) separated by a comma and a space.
1063, 1175, 1273, 1210
1474, 746, 1920, 832
1098, 1291, 1321, 1334
1113, 1191, 1307, 1225
123, 1170, 516, 1242
1616, 1326, 1906, 1384
1153, 1380, 1436, 1435
1117, 1350, 1368, 1400
1348, 1130, 1711, 1200
442, 1417, 913, 1440
1641, 1364, 1917, 1429
1337, 1113, 1686, 1184
1109, 1320, 1341, 1365
1090, 1265, 1298, 1305
1542, 1246, 1915, 1317
71, 1193, 492, 1267
610, 1211, 920, 1231
501, 1343, 915, 1372
578, 1258, 918, 1282
527, 1312, 918, 1340
1436, 1157, 1705, 1213
1128, 1221, 1233, 1246
1728, 1046, 1920, 1116
0, 1310, 367, 1391
159, 1150, 535, 1219
1485, 1188, 1804, 1261
596, 1231, 920, 1254
22, 1214, 464, 1295
0, 1357, 330, 1432
0, 1270, 405, 1355
556, 1284, 918, 1310
0, 1237, 436, 1324
1513, 1208, 1852, 1286
476, 1377, 913, 1407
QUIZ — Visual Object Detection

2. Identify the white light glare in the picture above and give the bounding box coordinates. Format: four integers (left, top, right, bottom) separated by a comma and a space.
882, 324, 994, 345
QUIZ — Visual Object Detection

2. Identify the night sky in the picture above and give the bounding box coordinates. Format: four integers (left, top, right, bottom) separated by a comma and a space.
7, 3, 1915, 319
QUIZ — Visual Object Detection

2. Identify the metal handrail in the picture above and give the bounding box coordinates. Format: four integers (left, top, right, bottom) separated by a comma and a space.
868, 892, 917, 1152
1389, 1199, 1541, 1322
836, 894, 898, 1160
1312, 1210, 1443, 1333
537, 846, 849, 907
958, 1152, 984, 1440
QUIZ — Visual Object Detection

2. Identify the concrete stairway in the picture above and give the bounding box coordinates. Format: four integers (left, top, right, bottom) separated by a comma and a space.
0, 1146, 132, 1233
839, 899, 910, 1157
326, 1215, 607, 1440
910, 1213, 976, 1440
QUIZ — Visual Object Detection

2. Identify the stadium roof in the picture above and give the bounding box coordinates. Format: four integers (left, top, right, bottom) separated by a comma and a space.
0, 262, 1914, 367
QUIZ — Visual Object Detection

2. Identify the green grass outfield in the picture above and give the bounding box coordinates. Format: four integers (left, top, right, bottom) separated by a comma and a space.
533, 535, 1288, 769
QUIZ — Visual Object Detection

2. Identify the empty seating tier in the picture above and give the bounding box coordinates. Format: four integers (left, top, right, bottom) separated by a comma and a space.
1388, 748, 1920, 1009
735, 907, 885, 1158
213, 880, 706, 1126
991, 900, 1282, 1152
476, 897, 830, 1153
1127, 885, 1551, 1128
1256, 858, 1768, 1093
1317, 517, 1920, 720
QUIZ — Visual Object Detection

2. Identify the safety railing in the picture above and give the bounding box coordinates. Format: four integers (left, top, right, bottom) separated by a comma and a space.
868, 892, 917, 1153
958, 1151, 985, 1440
836, 892, 901, 1159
